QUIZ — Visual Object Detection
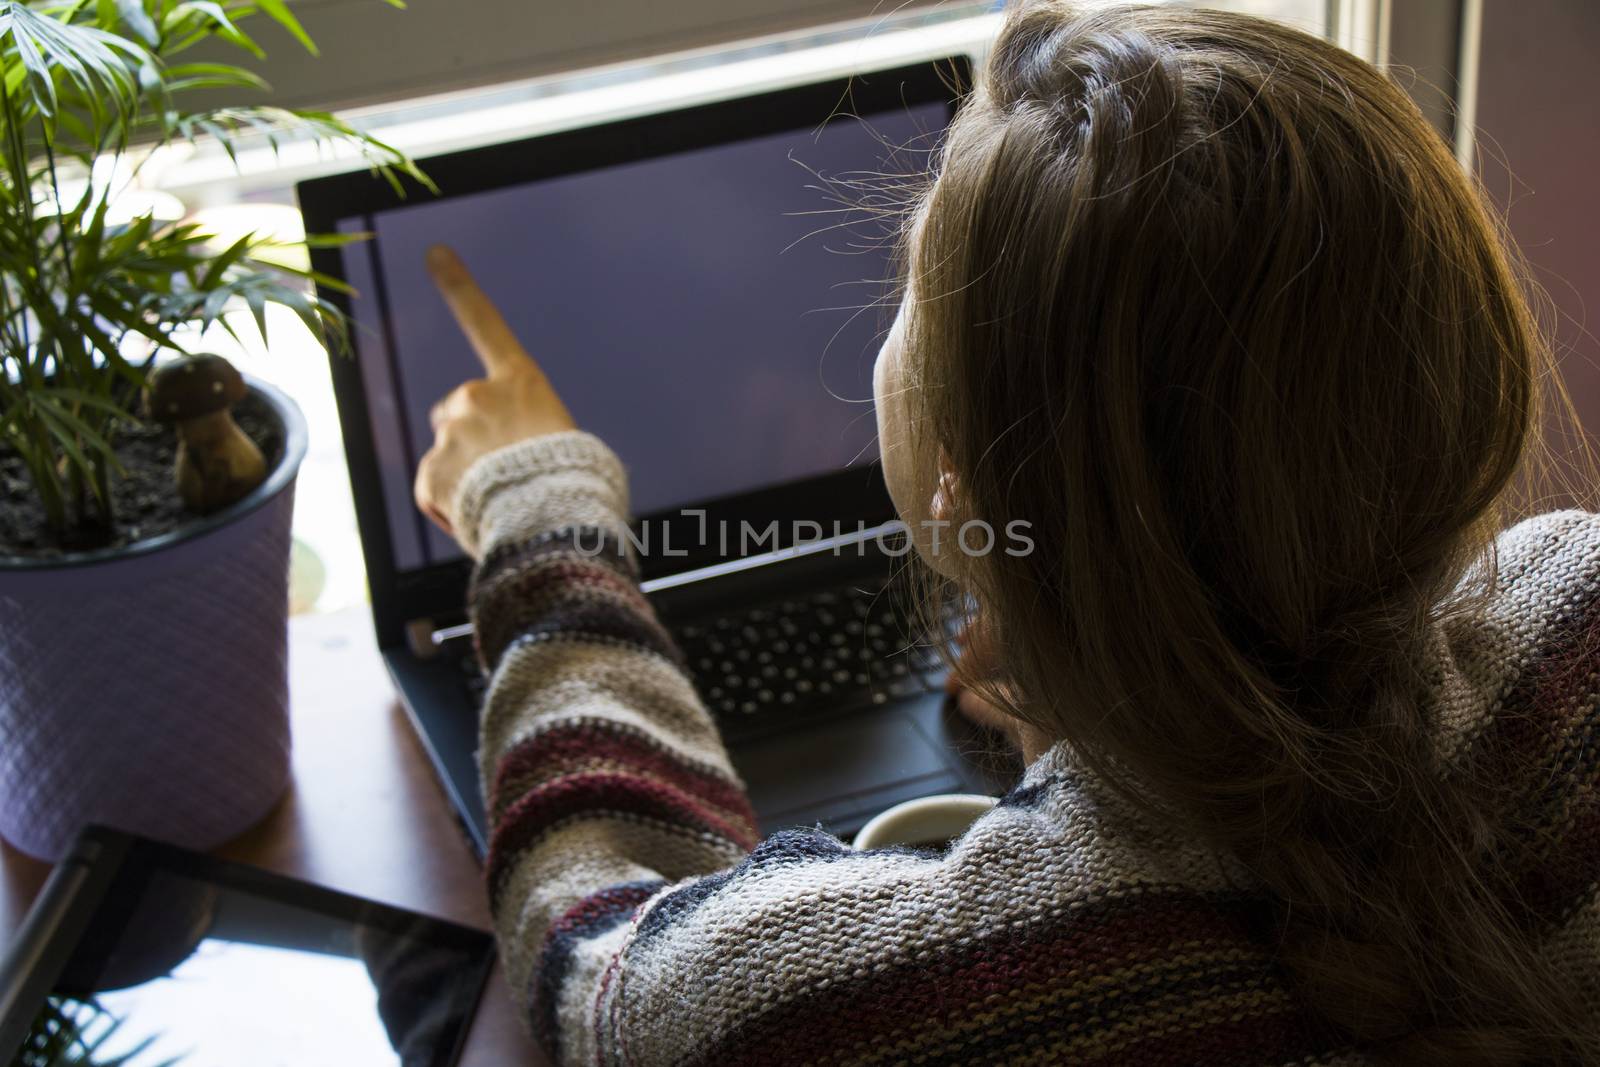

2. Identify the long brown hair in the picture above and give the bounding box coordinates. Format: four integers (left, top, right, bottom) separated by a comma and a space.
902, 3, 1596, 1062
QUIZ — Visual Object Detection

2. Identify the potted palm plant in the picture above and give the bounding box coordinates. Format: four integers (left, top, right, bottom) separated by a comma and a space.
0, 0, 425, 860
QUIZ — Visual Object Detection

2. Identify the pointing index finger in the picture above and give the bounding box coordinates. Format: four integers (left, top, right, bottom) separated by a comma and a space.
426, 244, 530, 378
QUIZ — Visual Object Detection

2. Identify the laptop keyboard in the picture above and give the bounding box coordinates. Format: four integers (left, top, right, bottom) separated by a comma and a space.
676, 585, 946, 724
456, 583, 950, 730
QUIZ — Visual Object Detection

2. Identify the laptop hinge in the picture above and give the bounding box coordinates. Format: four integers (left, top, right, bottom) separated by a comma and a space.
409, 520, 907, 656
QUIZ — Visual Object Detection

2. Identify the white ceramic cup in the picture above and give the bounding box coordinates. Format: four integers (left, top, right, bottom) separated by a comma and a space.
851, 793, 1000, 851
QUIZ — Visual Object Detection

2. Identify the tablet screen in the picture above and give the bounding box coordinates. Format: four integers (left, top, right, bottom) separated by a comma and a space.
5, 836, 492, 1067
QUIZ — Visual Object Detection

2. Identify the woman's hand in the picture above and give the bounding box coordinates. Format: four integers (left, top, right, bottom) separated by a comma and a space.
414, 245, 576, 538
946, 620, 1027, 752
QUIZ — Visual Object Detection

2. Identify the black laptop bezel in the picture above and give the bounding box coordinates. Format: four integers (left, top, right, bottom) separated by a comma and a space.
297, 56, 969, 650
0, 826, 494, 1065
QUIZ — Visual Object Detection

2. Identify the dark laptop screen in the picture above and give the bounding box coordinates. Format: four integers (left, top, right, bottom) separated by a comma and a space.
335, 100, 949, 572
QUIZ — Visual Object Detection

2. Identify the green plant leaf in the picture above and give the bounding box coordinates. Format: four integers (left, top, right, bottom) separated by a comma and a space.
280, 263, 353, 294
199, 283, 231, 325
89, 291, 172, 350
33, 396, 123, 488
193, 115, 238, 162
9, 19, 61, 119
70, 195, 110, 286
163, 60, 267, 92
53, 106, 97, 152
267, 280, 323, 340
243, 252, 354, 294
46, 387, 128, 418
171, 105, 433, 195
55, 304, 142, 383
244, 283, 267, 344
162, 1, 263, 59
255, 0, 317, 55
300, 230, 371, 248
115, 0, 160, 46
1, 3, 144, 123
199, 230, 253, 287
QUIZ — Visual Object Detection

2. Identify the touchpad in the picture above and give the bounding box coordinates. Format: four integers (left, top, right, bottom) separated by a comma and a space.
731, 711, 960, 835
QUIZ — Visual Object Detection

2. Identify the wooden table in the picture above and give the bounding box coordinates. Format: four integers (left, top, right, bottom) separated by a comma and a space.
0, 607, 543, 1065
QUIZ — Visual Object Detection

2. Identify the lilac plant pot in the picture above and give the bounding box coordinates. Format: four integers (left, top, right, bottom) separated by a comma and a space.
0, 378, 307, 861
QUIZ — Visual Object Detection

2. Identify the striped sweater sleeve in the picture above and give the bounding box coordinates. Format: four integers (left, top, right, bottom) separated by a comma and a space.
456, 431, 761, 1063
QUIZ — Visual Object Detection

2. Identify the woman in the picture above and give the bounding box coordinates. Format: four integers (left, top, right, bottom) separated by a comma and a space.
415, 4, 1599, 1063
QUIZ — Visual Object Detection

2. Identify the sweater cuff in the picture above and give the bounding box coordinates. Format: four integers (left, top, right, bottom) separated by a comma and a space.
452, 431, 629, 559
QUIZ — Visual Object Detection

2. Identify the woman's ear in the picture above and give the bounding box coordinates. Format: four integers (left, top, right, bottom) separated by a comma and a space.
915, 448, 962, 576
874, 315, 961, 575
930, 449, 958, 526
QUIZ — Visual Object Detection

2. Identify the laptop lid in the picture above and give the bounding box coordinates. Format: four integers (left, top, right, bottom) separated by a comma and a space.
297, 58, 968, 650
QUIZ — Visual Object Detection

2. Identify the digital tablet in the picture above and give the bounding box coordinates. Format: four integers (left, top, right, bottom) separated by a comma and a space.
0, 827, 495, 1066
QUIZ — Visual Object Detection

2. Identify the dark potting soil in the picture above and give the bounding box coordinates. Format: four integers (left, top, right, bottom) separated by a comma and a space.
0, 391, 285, 559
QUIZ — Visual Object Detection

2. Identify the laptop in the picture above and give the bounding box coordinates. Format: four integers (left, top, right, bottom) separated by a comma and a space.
296, 56, 1017, 857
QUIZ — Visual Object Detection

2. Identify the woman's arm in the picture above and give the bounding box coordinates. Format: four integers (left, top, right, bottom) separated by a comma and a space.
414, 248, 761, 1061
459, 430, 761, 1063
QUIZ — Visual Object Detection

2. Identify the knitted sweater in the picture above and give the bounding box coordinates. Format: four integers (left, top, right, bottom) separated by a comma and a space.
458, 431, 1600, 1067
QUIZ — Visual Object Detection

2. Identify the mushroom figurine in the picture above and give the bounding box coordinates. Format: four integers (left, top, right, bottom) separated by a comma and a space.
144, 354, 267, 514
